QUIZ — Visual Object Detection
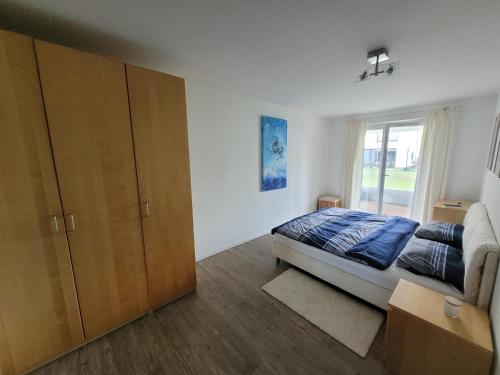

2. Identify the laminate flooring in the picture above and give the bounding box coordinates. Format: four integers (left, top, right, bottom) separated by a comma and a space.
32, 235, 389, 375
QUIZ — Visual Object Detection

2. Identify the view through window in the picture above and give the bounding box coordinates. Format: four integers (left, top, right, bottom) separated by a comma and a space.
360, 124, 424, 218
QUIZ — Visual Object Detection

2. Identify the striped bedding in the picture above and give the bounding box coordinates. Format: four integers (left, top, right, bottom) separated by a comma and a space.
272, 208, 419, 269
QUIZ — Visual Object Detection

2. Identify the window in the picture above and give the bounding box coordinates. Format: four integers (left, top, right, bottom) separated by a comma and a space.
359, 123, 424, 218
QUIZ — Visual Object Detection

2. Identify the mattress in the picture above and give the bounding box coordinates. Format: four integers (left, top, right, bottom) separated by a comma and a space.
273, 233, 463, 300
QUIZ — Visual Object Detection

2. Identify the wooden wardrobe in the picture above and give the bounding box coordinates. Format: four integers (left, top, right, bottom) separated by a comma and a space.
126, 65, 196, 308
0, 29, 196, 375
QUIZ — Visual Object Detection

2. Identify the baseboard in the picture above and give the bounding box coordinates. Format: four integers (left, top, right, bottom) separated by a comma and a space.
195, 230, 270, 262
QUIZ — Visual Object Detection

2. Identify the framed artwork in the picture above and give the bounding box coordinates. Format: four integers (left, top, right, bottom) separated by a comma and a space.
496, 127, 500, 177
487, 115, 500, 172
261, 116, 287, 191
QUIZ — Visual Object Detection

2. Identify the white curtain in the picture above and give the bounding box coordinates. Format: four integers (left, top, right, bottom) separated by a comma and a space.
411, 107, 459, 222
342, 119, 366, 209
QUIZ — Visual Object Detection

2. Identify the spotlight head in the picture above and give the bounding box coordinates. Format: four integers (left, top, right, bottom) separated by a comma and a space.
386, 64, 395, 76
359, 70, 369, 81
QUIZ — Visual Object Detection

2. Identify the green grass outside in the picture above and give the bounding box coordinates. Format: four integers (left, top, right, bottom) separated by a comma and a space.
362, 167, 417, 191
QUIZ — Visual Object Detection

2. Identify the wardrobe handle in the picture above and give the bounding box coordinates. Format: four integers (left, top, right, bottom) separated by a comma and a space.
140, 202, 150, 217
65, 214, 76, 232
51, 216, 60, 233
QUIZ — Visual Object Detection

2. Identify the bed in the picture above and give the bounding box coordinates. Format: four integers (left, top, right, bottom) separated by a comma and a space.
272, 203, 499, 310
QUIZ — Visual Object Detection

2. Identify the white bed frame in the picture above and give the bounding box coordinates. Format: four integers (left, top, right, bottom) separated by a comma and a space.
272, 241, 393, 309
272, 203, 500, 311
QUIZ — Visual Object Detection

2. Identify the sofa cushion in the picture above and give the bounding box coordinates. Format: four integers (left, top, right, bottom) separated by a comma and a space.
415, 222, 464, 249
462, 203, 500, 306
396, 237, 464, 291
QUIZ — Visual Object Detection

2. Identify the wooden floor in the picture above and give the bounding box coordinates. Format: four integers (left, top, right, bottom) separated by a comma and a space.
32, 235, 389, 375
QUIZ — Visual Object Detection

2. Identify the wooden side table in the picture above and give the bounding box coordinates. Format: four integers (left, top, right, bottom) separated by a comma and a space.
318, 196, 342, 209
386, 280, 493, 375
432, 199, 472, 224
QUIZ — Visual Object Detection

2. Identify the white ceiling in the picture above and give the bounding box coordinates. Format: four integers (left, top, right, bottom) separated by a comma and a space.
2, 0, 500, 117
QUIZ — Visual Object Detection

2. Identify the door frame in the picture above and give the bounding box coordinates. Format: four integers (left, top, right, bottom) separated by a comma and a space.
363, 119, 424, 215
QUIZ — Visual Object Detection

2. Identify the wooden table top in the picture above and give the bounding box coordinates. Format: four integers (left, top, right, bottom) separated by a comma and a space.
389, 280, 492, 352
433, 199, 473, 212
318, 195, 341, 202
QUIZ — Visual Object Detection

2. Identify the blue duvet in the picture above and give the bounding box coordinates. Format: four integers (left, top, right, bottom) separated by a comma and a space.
345, 216, 419, 269
272, 208, 419, 270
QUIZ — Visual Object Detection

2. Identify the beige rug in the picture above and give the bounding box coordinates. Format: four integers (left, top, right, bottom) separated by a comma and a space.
262, 269, 384, 358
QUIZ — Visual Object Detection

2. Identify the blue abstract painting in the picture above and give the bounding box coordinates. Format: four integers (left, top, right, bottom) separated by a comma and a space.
261, 116, 287, 191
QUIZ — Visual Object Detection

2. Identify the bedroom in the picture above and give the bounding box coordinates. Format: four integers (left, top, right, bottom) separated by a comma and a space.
1, 0, 500, 374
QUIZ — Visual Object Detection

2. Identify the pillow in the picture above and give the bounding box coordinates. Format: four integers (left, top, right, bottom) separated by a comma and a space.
414, 222, 464, 249
396, 237, 464, 291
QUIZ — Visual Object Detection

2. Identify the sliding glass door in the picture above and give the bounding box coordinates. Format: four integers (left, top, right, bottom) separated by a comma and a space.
360, 123, 424, 218
360, 128, 384, 213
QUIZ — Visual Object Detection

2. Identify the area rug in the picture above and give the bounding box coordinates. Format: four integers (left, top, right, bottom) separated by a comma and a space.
262, 269, 384, 357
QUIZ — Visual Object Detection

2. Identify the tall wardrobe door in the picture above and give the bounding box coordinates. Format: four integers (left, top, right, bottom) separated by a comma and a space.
126, 65, 196, 308
34, 41, 148, 339
0, 31, 83, 374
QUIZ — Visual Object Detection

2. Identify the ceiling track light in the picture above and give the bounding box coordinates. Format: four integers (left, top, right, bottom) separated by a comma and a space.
357, 47, 397, 82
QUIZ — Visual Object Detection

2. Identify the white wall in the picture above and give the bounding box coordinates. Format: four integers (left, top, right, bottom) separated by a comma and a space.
186, 82, 329, 260
483, 94, 500, 375
482, 94, 500, 238
325, 116, 349, 198
448, 96, 498, 200
483, 171, 500, 238
325, 95, 497, 202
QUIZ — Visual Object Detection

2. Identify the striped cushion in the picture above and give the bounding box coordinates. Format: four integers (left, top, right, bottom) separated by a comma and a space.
396, 237, 464, 291
415, 222, 464, 249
